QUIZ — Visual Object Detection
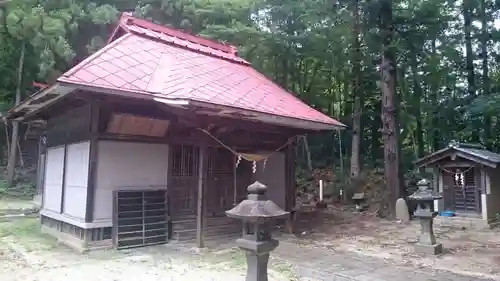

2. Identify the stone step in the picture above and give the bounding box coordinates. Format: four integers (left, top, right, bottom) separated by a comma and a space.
434, 216, 490, 230
172, 222, 241, 242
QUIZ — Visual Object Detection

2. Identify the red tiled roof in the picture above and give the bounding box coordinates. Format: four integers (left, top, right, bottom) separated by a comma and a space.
58, 13, 344, 129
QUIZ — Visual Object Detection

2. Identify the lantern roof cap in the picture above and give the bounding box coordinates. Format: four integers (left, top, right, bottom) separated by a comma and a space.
248, 181, 267, 194
225, 181, 289, 222
409, 179, 442, 201
417, 178, 430, 186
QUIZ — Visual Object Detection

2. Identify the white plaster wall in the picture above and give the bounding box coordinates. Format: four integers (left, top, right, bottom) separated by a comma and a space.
43, 146, 65, 213
63, 141, 90, 220
94, 141, 169, 224
256, 153, 286, 209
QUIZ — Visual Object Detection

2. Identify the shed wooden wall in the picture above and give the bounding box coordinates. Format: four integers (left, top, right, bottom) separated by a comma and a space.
484, 167, 500, 221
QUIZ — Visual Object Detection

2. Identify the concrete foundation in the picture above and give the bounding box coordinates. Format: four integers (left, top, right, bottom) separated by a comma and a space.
41, 221, 113, 253
41, 225, 88, 253
414, 242, 443, 255
32, 195, 42, 209
434, 216, 498, 230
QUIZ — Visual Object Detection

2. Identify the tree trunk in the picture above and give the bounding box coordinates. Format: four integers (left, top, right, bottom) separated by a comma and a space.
1, 113, 7, 165
463, 0, 478, 142
349, 0, 363, 178
379, 0, 404, 218
370, 100, 382, 165
480, 0, 491, 148
430, 39, 440, 151
342, 72, 352, 155
411, 56, 424, 166
301, 135, 313, 172
6, 41, 25, 187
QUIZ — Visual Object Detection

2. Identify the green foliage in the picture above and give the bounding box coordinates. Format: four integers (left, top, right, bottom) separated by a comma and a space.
1, 0, 500, 176
89, 4, 119, 24
0, 217, 58, 251
0, 180, 7, 196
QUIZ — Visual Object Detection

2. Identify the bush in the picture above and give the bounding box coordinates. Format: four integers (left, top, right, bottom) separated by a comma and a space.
0, 179, 7, 196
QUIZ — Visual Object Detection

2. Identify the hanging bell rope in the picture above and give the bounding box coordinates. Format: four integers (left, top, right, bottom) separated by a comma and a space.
439, 166, 473, 187
197, 128, 299, 173
438, 166, 473, 198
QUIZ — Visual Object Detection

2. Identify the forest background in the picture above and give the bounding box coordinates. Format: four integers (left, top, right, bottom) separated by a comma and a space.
0, 0, 499, 215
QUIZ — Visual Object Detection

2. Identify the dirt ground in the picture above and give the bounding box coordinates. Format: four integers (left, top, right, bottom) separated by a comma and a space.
0, 217, 295, 281
2, 202, 500, 281
0, 198, 37, 213
291, 206, 500, 280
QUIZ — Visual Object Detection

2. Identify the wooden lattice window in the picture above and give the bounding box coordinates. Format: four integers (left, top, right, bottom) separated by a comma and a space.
170, 145, 199, 177
169, 144, 200, 215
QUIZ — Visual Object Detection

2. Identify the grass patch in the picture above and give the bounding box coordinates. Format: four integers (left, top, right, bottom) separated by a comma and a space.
192, 247, 297, 280
271, 261, 299, 281
0, 197, 35, 212
220, 249, 247, 269
192, 247, 247, 270
0, 217, 57, 251
0, 217, 40, 237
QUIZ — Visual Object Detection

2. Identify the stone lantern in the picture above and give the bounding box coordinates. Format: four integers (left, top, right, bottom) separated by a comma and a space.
226, 181, 289, 281
408, 178, 443, 255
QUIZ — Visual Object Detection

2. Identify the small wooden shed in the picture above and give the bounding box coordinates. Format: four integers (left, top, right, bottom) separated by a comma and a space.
415, 141, 500, 227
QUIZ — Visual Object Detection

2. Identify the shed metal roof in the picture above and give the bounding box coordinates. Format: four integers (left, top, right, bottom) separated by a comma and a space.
414, 141, 500, 168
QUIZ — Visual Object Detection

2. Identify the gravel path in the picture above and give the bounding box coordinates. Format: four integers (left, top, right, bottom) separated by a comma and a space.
3, 240, 495, 281
275, 241, 498, 281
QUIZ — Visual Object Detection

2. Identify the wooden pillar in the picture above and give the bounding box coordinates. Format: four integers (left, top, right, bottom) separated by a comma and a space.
60, 144, 68, 214
35, 137, 42, 196
233, 154, 237, 206
36, 135, 47, 206
284, 141, 297, 234
85, 99, 100, 223
286, 141, 298, 211
196, 145, 208, 248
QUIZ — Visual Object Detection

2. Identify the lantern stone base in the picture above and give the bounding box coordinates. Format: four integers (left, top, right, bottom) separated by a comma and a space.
236, 238, 279, 252
244, 251, 270, 281
236, 238, 279, 281
414, 242, 443, 255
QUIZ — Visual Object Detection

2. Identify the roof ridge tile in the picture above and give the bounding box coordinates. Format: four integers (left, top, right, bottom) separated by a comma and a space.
120, 13, 237, 54
115, 13, 250, 66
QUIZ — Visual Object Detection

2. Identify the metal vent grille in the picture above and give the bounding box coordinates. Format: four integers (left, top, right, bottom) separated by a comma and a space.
113, 189, 168, 249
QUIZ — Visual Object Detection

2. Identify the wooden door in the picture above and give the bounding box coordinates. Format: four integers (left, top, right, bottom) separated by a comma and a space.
206, 147, 235, 216
442, 167, 481, 213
